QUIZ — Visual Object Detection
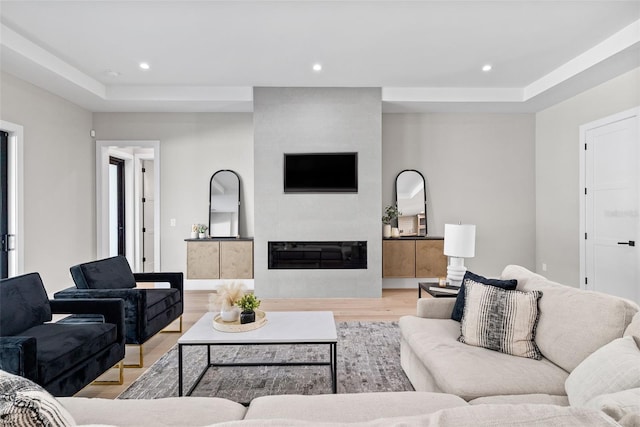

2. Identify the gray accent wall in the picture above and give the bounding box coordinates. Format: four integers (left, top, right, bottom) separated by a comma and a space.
253, 88, 382, 298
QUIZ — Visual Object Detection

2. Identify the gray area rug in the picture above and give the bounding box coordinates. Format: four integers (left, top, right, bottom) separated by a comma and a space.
118, 321, 414, 402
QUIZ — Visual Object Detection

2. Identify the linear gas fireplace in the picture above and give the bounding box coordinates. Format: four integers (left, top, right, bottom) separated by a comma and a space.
268, 241, 367, 270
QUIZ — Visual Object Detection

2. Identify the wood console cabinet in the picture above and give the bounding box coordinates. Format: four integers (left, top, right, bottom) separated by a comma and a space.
382, 238, 446, 278
186, 239, 253, 279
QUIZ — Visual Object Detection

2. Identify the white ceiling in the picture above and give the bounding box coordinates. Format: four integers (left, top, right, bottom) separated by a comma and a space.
1, 1, 639, 113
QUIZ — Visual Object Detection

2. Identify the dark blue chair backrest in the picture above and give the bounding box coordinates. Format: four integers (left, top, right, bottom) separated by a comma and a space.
70, 256, 137, 290
0, 273, 52, 336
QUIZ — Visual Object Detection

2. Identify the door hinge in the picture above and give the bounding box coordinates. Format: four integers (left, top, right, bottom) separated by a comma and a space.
584, 143, 587, 150
142, 197, 146, 203
585, 233, 588, 240
142, 167, 146, 173
143, 257, 146, 262
584, 188, 587, 195
142, 227, 146, 233
585, 277, 588, 285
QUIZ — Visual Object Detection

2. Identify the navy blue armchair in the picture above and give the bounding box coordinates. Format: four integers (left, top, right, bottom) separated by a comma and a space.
54, 256, 183, 367
0, 272, 125, 396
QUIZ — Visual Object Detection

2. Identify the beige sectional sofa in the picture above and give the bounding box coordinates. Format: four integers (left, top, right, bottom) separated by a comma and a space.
12, 265, 639, 426
399, 265, 639, 402
58, 391, 620, 426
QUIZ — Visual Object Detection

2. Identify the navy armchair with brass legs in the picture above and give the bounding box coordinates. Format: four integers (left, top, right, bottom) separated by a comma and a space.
53, 256, 183, 367
0, 273, 125, 396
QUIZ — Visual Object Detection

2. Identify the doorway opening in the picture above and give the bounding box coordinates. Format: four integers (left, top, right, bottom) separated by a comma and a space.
97, 141, 160, 272
109, 156, 126, 256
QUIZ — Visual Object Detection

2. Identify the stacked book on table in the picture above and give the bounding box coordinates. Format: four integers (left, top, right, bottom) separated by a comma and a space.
428, 285, 460, 295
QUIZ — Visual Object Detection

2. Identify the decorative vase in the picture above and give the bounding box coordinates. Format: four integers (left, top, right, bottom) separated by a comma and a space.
383, 224, 391, 238
190, 231, 198, 239
240, 310, 255, 324
198, 232, 206, 239
220, 304, 240, 322
391, 227, 400, 238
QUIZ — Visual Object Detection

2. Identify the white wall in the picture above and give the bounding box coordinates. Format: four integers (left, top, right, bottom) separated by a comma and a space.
254, 88, 382, 298
382, 113, 536, 278
92, 113, 254, 275
535, 67, 640, 287
0, 72, 94, 292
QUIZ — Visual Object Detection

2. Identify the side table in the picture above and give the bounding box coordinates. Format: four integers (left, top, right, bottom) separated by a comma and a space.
418, 281, 460, 298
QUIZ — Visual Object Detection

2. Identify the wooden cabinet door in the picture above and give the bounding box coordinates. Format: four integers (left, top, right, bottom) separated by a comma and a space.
187, 241, 220, 279
415, 239, 447, 278
382, 240, 416, 278
220, 241, 254, 279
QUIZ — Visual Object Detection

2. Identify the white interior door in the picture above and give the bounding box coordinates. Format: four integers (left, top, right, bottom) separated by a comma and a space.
584, 113, 639, 303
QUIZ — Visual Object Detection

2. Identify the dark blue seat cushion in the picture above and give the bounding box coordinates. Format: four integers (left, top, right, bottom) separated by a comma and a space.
20, 323, 117, 384
0, 273, 52, 336
70, 256, 136, 289
145, 288, 181, 320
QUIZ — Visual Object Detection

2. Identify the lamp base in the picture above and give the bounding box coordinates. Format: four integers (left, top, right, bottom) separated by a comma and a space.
446, 257, 467, 288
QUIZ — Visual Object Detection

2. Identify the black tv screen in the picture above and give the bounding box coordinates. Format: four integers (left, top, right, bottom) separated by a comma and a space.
284, 153, 358, 193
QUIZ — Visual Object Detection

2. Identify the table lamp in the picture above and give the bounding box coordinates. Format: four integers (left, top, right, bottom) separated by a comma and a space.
444, 223, 476, 287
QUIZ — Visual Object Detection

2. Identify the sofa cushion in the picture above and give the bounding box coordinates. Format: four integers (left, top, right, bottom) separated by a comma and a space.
459, 281, 542, 360
70, 256, 136, 289
0, 370, 75, 427
501, 265, 639, 372
399, 315, 568, 400
451, 271, 517, 322
469, 394, 569, 406
21, 323, 117, 385
584, 388, 640, 424
624, 312, 640, 337
244, 392, 468, 422
565, 335, 640, 407
59, 396, 246, 426
217, 405, 618, 427
0, 273, 52, 336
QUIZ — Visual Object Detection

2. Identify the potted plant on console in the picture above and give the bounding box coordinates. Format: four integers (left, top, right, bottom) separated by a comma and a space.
382, 204, 401, 238
237, 293, 261, 324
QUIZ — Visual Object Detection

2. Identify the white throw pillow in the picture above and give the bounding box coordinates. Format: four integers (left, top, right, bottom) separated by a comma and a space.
565, 336, 640, 407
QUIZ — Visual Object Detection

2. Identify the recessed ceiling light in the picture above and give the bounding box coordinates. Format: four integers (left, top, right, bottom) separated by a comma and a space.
482, 64, 492, 72
139, 62, 150, 70
312, 63, 322, 72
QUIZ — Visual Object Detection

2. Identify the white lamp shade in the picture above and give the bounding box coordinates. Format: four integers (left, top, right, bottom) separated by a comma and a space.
444, 224, 476, 258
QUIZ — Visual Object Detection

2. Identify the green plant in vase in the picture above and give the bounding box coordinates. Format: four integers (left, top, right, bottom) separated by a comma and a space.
381, 204, 401, 238
237, 293, 261, 324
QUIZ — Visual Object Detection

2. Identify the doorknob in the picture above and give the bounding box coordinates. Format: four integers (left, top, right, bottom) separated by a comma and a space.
617, 241, 636, 247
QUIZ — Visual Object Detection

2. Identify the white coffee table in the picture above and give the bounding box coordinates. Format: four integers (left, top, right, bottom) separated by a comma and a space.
177, 311, 338, 397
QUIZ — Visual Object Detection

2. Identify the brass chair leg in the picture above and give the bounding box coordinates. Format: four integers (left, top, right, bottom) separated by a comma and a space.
124, 344, 144, 368
92, 360, 124, 385
161, 315, 183, 333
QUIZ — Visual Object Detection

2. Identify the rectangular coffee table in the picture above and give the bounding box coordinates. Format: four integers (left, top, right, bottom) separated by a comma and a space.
177, 311, 338, 397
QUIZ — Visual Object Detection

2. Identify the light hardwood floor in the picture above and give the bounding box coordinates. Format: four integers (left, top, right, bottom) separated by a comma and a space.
75, 289, 420, 399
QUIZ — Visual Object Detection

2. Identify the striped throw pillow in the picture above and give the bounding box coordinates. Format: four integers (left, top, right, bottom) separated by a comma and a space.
0, 370, 75, 426
459, 280, 543, 360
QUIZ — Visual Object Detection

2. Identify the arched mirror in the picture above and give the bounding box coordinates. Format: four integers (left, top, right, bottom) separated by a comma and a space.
209, 170, 240, 238
395, 170, 427, 236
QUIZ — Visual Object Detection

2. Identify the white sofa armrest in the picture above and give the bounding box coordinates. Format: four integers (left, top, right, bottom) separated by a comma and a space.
417, 298, 456, 319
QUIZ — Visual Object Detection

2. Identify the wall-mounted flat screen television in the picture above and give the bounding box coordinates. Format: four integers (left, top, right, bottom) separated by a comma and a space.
284, 152, 358, 193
